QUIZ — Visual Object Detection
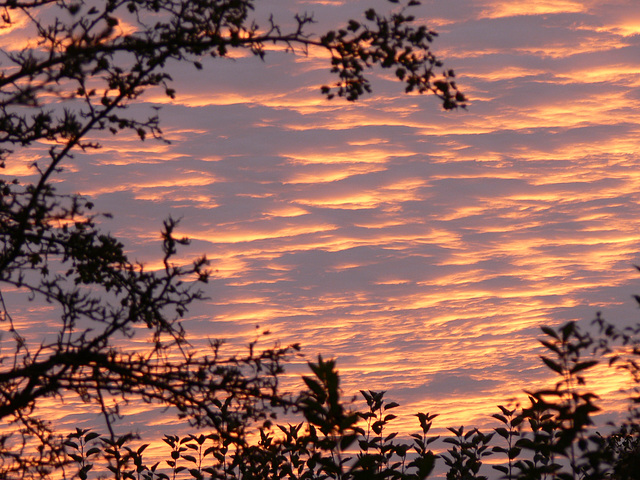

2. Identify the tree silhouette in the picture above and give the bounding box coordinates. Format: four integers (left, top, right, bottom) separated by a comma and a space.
0, 0, 464, 477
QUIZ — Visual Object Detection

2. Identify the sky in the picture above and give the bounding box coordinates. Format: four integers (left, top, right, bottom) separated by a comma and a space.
4, 0, 640, 469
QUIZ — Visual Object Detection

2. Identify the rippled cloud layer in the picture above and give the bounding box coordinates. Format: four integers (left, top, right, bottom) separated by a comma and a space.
5, 0, 640, 436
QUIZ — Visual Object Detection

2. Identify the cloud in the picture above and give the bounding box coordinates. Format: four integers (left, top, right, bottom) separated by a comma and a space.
11, 0, 640, 443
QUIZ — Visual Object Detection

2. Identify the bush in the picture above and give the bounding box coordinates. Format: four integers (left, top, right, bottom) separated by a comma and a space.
55, 319, 640, 479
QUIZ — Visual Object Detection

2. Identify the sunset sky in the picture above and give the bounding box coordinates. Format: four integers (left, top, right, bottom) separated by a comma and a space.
5, 0, 640, 458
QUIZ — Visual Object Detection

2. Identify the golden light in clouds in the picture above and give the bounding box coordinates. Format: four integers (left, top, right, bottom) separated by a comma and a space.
6, 0, 640, 468
479, 0, 586, 18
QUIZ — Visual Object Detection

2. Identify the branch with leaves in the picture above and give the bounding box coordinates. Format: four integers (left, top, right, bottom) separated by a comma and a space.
0, 1, 466, 477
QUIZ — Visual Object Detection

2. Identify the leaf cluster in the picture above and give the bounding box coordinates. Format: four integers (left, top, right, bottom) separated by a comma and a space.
0, 0, 464, 170
53, 321, 640, 480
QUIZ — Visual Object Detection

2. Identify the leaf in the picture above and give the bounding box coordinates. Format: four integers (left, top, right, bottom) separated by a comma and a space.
163, 436, 177, 447
508, 447, 521, 459
303, 376, 326, 401
540, 340, 561, 354
515, 438, 535, 449
137, 444, 149, 455
340, 434, 357, 450
570, 361, 598, 374
189, 469, 203, 480
541, 356, 564, 375
540, 326, 560, 339
497, 405, 513, 416
560, 321, 575, 341
84, 432, 101, 442
413, 451, 436, 479
511, 416, 523, 428
492, 414, 507, 424
384, 432, 398, 442
372, 421, 384, 435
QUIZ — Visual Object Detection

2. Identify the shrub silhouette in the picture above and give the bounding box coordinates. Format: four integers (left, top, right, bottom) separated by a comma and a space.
57, 318, 640, 479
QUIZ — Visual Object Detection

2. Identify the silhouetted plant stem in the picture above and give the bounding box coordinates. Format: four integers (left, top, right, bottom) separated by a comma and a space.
491, 405, 523, 479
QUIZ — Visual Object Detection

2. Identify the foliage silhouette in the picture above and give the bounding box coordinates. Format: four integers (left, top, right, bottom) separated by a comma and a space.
0, 0, 466, 477
51, 320, 640, 479
2, 1, 635, 479
441, 426, 493, 480
491, 405, 523, 479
